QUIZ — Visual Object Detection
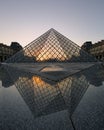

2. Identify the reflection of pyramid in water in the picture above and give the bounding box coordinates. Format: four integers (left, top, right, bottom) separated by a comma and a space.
3, 64, 90, 118
6, 28, 96, 63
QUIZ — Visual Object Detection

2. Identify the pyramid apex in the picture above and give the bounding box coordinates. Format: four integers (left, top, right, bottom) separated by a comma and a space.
50, 28, 54, 29
49, 28, 55, 31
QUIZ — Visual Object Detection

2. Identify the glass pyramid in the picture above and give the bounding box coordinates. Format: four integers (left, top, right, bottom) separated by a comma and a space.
5, 28, 97, 63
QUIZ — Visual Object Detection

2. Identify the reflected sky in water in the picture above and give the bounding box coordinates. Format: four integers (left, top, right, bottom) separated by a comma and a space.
0, 63, 104, 130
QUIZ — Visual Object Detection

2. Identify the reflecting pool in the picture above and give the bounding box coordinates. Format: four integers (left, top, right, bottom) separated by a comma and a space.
0, 63, 104, 130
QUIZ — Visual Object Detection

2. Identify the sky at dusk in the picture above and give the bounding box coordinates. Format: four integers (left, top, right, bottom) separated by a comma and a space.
0, 0, 104, 47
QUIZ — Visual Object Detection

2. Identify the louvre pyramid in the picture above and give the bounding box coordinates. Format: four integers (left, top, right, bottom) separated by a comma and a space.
6, 28, 96, 63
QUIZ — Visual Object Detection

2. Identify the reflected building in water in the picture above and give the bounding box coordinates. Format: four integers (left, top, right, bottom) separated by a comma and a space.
2, 62, 104, 119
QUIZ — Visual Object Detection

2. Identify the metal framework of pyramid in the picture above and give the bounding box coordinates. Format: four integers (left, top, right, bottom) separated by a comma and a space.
2, 62, 104, 119
3, 64, 90, 118
6, 28, 96, 63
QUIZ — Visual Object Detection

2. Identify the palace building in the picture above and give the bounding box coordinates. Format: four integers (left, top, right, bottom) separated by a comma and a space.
0, 42, 22, 62
81, 40, 104, 61
0, 43, 14, 62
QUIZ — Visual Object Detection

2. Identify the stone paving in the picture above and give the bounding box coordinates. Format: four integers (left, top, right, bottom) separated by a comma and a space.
4, 62, 96, 82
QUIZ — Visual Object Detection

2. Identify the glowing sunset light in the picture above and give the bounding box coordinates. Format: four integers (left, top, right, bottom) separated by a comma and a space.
32, 76, 46, 87
36, 31, 67, 61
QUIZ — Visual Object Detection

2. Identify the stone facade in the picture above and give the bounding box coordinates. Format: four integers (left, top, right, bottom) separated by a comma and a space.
81, 40, 104, 61
89, 40, 104, 61
0, 43, 14, 62
0, 42, 22, 62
